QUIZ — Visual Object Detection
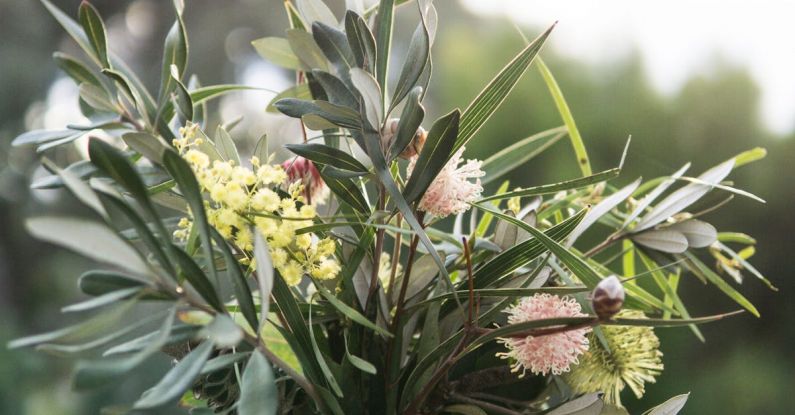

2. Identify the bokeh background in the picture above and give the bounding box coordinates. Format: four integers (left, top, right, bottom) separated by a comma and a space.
1, 0, 792, 413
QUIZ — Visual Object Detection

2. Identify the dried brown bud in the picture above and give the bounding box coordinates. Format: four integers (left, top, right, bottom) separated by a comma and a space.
591, 275, 625, 320
381, 118, 427, 159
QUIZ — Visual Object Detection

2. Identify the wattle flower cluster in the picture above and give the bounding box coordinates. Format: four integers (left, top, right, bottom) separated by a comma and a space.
173, 123, 340, 286
498, 294, 591, 376
407, 146, 485, 217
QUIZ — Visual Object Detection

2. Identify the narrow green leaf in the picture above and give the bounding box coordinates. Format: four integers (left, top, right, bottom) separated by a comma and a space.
158, 12, 188, 104
238, 351, 278, 415
403, 109, 460, 203
535, 57, 591, 176
171, 247, 224, 312
267, 83, 312, 112
317, 286, 392, 337
286, 143, 368, 173
296, 0, 338, 27
455, 24, 554, 151
275, 99, 361, 129
253, 231, 275, 331
312, 21, 355, 72
644, 393, 689, 415
307, 304, 344, 397
214, 125, 241, 164
211, 228, 259, 331
350, 67, 383, 129
286, 29, 329, 71
79, 83, 116, 113
374, 0, 395, 103
318, 167, 371, 213
480, 167, 619, 202
391, 15, 429, 109
681, 252, 760, 317
78, 271, 148, 296
345, 11, 376, 72
78, 1, 109, 68
133, 340, 214, 409
162, 150, 219, 287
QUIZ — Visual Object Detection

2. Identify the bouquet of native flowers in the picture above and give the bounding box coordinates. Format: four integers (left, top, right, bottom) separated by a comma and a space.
10, 0, 775, 414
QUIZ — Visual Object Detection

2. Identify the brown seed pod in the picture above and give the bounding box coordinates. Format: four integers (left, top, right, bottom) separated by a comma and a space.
591, 275, 625, 320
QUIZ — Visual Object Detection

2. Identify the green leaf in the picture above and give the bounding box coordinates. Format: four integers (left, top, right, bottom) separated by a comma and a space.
644, 393, 689, 415
211, 228, 259, 331
158, 10, 188, 104
169, 66, 194, 121
388, 86, 425, 161
681, 252, 759, 317
252, 37, 301, 69
78, 271, 148, 296
472, 204, 604, 288
567, 178, 641, 246
535, 57, 591, 176
238, 351, 278, 415
122, 132, 171, 165
79, 83, 116, 113
8, 300, 136, 349
733, 147, 766, 168
253, 231, 275, 331
312, 21, 355, 72
547, 393, 604, 415
253, 134, 270, 162
133, 340, 214, 409
62, 287, 141, 313
402, 109, 460, 203
391, 15, 429, 109
100, 68, 152, 126
443, 404, 487, 415
409, 287, 589, 311
171, 247, 224, 312
316, 286, 392, 337
374, 0, 395, 100
632, 230, 689, 254
607, 310, 743, 327
624, 163, 691, 228
78, 1, 109, 68
311, 70, 358, 108
350, 67, 383, 129
45, 159, 107, 219
204, 314, 244, 348
72, 308, 176, 389
267, 83, 312, 112
345, 11, 376, 72
162, 150, 219, 287
214, 125, 241, 165
275, 99, 361, 129
296, 0, 338, 27
285, 143, 368, 173
637, 250, 703, 341
12, 129, 76, 147
471, 209, 585, 289
287, 29, 329, 71
455, 24, 554, 152
479, 167, 619, 202
53, 51, 102, 87
665, 219, 717, 248
480, 126, 566, 185
318, 168, 371, 213
635, 159, 734, 232
25, 217, 150, 277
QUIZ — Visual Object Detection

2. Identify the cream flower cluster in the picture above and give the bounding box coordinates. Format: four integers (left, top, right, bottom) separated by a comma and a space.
173, 124, 340, 286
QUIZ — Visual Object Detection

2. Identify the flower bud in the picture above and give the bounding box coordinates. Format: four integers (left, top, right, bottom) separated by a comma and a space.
381, 118, 427, 159
281, 156, 327, 205
591, 275, 625, 320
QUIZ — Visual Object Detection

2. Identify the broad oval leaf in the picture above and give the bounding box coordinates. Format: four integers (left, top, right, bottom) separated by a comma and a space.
624, 163, 691, 228
238, 350, 278, 415
665, 219, 717, 248
26, 217, 150, 277
53, 51, 102, 87
345, 11, 376, 72
252, 37, 301, 69
350, 67, 383, 129
391, 17, 429, 109
632, 230, 689, 254
286, 29, 329, 71
548, 393, 605, 415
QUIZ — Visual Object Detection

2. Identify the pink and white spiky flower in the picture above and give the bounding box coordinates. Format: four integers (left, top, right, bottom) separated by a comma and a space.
498, 293, 592, 376
408, 146, 485, 218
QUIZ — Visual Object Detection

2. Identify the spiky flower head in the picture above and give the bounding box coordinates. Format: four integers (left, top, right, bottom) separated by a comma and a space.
407, 146, 485, 218
497, 294, 591, 376
565, 309, 664, 407
282, 156, 328, 205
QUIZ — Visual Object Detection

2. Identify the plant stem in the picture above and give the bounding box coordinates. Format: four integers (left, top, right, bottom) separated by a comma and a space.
365, 185, 387, 312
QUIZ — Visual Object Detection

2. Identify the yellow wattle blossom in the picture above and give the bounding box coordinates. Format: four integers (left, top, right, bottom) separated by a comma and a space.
172, 123, 340, 287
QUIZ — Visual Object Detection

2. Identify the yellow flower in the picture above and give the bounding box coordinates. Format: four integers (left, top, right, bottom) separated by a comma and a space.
251, 188, 281, 212
222, 182, 248, 210
311, 258, 341, 280
280, 260, 304, 286
185, 149, 210, 169
270, 248, 287, 268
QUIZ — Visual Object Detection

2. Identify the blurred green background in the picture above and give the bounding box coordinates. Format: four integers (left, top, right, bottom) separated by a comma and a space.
0, 0, 791, 413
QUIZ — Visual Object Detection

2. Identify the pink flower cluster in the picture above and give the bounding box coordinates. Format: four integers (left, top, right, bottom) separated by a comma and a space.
498, 294, 591, 376
407, 147, 484, 217
282, 156, 327, 205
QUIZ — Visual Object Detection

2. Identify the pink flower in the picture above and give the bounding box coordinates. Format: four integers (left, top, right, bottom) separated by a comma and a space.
282, 157, 328, 205
498, 294, 591, 376
407, 147, 484, 217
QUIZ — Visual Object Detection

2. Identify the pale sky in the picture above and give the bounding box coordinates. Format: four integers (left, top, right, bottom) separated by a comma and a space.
461, 0, 795, 135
